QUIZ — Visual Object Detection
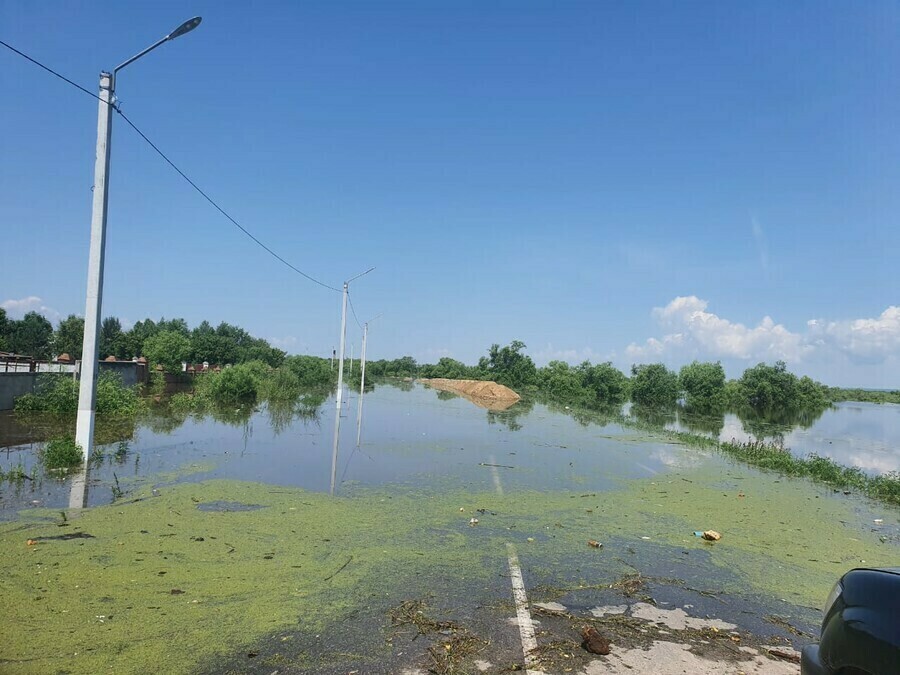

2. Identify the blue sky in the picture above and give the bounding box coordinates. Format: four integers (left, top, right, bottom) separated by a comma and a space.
1, 1, 898, 387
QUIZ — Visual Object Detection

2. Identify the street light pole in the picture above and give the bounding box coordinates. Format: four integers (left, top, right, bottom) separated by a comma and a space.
74, 17, 202, 460
73, 71, 114, 457
335, 283, 349, 410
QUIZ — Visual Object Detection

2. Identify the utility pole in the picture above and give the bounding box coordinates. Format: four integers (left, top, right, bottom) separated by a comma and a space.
335, 283, 348, 410
334, 267, 375, 411
356, 322, 368, 446
73, 16, 202, 461
74, 71, 114, 459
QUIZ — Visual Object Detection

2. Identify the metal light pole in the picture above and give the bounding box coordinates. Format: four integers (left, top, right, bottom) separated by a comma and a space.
334, 267, 374, 411
356, 324, 368, 446
335, 283, 349, 411
356, 314, 380, 447
74, 17, 202, 459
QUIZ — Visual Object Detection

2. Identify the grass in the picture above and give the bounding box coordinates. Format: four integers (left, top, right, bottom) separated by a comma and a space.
0, 461, 31, 483
41, 438, 84, 470
622, 410, 900, 506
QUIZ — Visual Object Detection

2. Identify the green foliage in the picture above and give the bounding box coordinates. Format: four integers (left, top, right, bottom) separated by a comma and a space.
538, 361, 629, 407
99, 317, 126, 359
258, 367, 302, 402
630, 363, 679, 407
42, 438, 83, 469
283, 355, 336, 388
3, 311, 53, 359
143, 330, 192, 373
478, 340, 537, 388
826, 387, 900, 405
15, 372, 140, 415
366, 356, 418, 378
718, 439, 900, 506
538, 361, 584, 401
195, 362, 265, 405
52, 314, 85, 360
419, 357, 478, 380
679, 361, 726, 411
582, 361, 629, 406
734, 361, 828, 413
0, 307, 7, 351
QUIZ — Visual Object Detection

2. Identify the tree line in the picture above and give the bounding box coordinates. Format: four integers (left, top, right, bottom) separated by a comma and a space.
0, 309, 285, 370
365, 340, 873, 415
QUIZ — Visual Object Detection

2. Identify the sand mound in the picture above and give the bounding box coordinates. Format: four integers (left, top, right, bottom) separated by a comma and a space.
421, 379, 521, 402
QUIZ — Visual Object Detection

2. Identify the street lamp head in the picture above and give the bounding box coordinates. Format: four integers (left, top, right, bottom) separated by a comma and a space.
168, 16, 202, 40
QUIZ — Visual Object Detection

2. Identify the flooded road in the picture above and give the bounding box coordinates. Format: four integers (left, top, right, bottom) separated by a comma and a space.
1, 382, 897, 674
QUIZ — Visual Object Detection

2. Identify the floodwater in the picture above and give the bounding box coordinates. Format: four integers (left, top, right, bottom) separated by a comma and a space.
1, 381, 898, 674
663, 401, 900, 474
1, 382, 698, 513
1, 383, 899, 512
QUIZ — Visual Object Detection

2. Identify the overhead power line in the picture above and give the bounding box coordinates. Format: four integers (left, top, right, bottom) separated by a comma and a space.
347, 291, 363, 331
0, 39, 341, 294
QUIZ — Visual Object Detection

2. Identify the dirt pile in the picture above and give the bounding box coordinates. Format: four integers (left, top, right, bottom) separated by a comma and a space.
421, 379, 521, 407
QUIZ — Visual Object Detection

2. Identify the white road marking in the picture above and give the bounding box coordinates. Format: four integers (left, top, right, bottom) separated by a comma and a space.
506, 543, 544, 675
490, 455, 543, 674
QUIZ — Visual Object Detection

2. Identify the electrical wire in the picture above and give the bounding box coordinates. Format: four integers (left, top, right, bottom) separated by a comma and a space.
0, 39, 101, 101
347, 291, 363, 330
0, 39, 341, 294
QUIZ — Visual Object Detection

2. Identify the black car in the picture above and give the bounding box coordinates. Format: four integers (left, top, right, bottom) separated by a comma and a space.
801, 567, 900, 675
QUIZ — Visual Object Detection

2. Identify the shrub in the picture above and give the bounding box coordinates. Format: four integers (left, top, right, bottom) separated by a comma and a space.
630, 363, 679, 408
15, 372, 140, 415
679, 361, 726, 411
42, 438, 83, 469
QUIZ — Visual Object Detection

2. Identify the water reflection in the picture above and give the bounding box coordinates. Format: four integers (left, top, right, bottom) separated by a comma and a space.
486, 397, 535, 431
3, 384, 899, 516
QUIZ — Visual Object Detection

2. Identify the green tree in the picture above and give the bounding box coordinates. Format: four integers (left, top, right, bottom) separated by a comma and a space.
143, 330, 192, 373
7, 311, 53, 359
122, 319, 159, 358
52, 314, 85, 359
99, 316, 125, 359
538, 361, 584, 400
422, 357, 472, 379
582, 361, 629, 406
0, 307, 8, 350
630, 363, 679, 407
679, 361, 726, 410
478, 340, 537, 388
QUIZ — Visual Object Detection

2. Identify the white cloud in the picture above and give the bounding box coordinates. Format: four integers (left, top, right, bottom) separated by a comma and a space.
809, 306, 900, 362
1, 296, 62, 323
628, 295, 809, 362
625, 297, 900, 369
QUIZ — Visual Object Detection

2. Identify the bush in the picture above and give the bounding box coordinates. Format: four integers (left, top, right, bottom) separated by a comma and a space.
679, 361, 726, 411
583, 362, 629, 406
735, 361, 829, 413
284, 355, 336, 389
630, 363, 679, 408
259, 367, 302, 402
42, 438, 83, 469
15, 372, 140, 415
196, 362, 264, 404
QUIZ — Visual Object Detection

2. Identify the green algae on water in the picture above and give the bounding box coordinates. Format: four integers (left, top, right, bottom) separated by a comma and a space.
0, 463, 896, 674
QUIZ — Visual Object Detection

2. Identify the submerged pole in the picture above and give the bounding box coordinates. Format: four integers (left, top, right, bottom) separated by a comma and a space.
335, 283, 348, 410
356, 322, 368, 447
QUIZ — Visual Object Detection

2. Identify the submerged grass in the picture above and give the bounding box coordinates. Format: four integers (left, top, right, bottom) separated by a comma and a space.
615, 410, 900, 506
41, 437, 83, 470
